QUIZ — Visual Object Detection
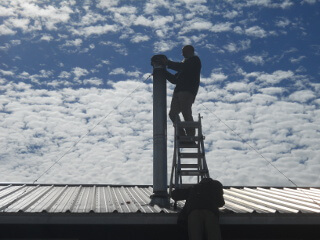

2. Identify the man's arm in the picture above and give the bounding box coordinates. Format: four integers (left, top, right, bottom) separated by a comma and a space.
171, 188, 189, 201
216, 182, 225, 207
165, 71, 178, 84
167, 60, 183, 72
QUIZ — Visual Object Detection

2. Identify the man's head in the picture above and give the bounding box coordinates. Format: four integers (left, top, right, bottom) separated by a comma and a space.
182, 45, 195, 58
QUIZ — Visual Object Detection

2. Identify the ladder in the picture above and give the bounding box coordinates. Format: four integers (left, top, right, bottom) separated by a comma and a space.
169, 114, 210, 196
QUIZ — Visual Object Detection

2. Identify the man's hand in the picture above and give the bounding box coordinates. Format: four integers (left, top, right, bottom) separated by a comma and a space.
151, 55, 168, 67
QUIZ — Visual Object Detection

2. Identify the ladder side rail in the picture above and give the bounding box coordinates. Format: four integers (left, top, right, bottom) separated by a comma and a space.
169, 147, 176, 196
198, 114, 210, 178
175, 122, 180, 190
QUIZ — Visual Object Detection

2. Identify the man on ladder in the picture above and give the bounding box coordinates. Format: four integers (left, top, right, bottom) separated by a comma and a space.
158, 45, 201, 137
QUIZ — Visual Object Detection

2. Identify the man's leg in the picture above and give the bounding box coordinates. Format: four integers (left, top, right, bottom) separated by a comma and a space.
204, 210, 222, 240
178, 91, 195, 136
169, 92, 186, 136
188, 210, 204, 240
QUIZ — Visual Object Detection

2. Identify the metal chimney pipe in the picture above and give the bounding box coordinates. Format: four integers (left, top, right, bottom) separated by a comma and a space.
150, 55, 170, 208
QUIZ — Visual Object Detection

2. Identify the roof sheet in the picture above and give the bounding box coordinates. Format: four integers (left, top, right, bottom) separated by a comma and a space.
0, 184, 320, 225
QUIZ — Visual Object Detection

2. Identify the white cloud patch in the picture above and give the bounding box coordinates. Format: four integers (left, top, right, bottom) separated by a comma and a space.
256, 70, 294, 84
180, 19, 232, 34
240, 69, 295, 85
244, 55, 265, 65
1, 1, 73, 31
301, 0, 318, 4
275, 18, 291, 28
201, 71, 228, 84
109, 68, 125, 75
224, 39, 251, 52
72, 24, 118, 37
0, 24, 16, 35
131, 34, 150, 43
154, 40, 178, 52
245, 26, 267, 38
288, 90, 316, 103
63, 38, 83, 47
100, 41, 128, 55
229, 0, 294, 9
73, 67, 89, 79
0, 69, 14, 76
4, 18, 30, 32
40, 34, 53, 41
109, 68, 141, 78
290, 56, 306, 63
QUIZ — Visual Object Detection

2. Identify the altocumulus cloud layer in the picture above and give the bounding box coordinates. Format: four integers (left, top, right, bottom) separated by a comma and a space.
0, 0, 319, 186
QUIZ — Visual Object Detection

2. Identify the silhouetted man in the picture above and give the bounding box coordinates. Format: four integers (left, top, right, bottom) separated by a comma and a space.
172, 178, 225, 240
164, 45, 201, 137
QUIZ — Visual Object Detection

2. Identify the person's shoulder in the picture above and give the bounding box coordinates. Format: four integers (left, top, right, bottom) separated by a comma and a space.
191, 55, 201, 65
189, 55, 200, 61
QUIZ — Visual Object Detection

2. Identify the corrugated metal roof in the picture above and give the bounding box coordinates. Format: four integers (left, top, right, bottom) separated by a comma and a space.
1, 184, 320, 214
0, 184, 320, 225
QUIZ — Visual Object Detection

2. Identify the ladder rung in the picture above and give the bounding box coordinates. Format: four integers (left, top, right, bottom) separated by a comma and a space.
178, 136, 201, 142
180, 184, 196, 189
179, 153, 204, 158
178, 143, 198, 148
180, 164, 199, 169
176, 121, 200, 128
179, 170, 208, 176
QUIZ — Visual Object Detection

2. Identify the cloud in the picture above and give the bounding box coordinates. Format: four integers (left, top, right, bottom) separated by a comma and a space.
275, 18, 291, 28
109, 68, 141, 78
223, 10, 240, 19
4, 18, 30, 32
0, 5, 15, 17
0, 24, 16, 35
109, 68, 126, 75
245, 26, 267, 38
224, 39, 251, 52
83, 77, 103, 86
72, 24, 118, 37
134, 15, 174, 30
73, 67, 89, 79
288, 90, 316, 103
226, 82, 250, 92
244, 55, 265, 65
0, 69, 14, 76
58, 71, 71, 79
131, 34, 150, 43
229, 0, 294, 9
290, 56, 306, 63
240, 69, 295, 85
40, 34, 53, 41
301, 0, 317, 4
63, 38, 83, 47
96, 0, 119, 9
144, 0, 171, 14
99, 41, 128, 55
180, 19, 232, 34
3, 1, 73, 31
154, 40, 178, 52
201, 71, 228, 84
256, 70, 294, 84
211, 22, 233, 32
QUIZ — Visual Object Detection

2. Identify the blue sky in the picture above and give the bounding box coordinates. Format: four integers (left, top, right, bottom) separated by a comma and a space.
0, 0, 319, 186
